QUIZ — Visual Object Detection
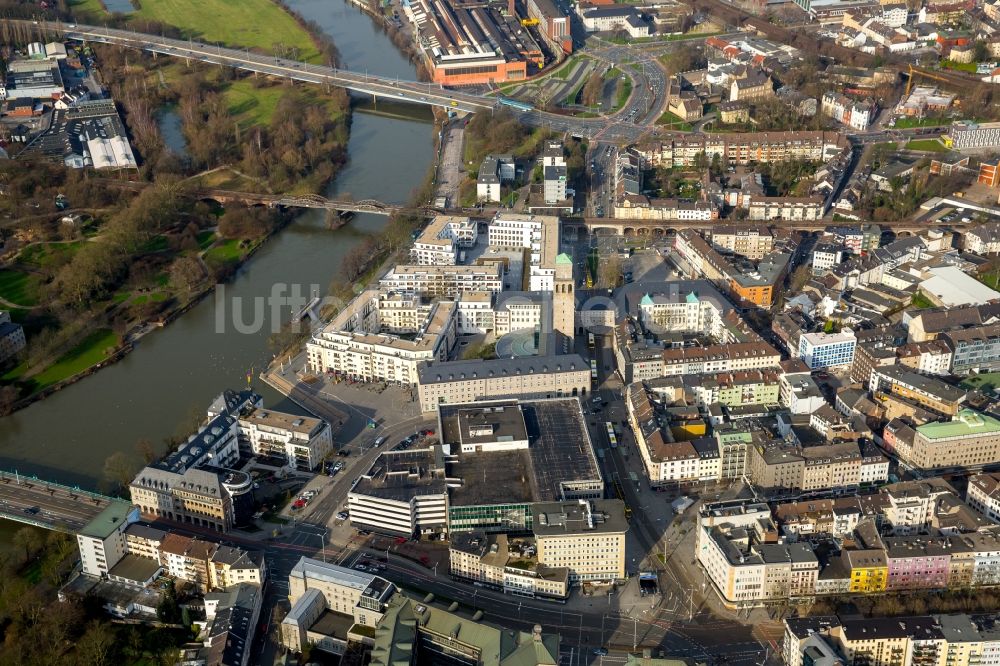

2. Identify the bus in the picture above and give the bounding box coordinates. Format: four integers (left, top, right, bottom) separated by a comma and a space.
590, 359, 598, 381
605, 422, 618, 448
588, 332, 595, 350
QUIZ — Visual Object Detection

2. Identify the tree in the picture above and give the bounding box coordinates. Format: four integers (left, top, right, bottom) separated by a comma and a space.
0, 385, 19, 416
974, 40, 989, 63
169, 256, 206, 293
157, 580, 180, 624
12, 527, 41, 563
103, 451, 138, 495
75, 620, 116, 666
581, 72, 605, 108
136, 438, 158, 465
789, 264, 812, 292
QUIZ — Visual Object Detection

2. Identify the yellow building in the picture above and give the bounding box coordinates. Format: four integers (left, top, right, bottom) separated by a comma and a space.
844, 549, 888, 593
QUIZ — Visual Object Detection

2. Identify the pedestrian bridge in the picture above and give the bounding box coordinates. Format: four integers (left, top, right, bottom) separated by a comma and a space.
0, 470, 122, 533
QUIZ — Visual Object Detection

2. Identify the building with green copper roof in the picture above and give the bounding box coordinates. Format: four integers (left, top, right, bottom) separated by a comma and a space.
370, 595, 559, 666
892, 409, 1000, 470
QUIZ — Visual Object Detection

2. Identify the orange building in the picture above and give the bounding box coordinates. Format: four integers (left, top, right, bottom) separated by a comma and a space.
430, 58, 527, 86
980, 160, 1000, 187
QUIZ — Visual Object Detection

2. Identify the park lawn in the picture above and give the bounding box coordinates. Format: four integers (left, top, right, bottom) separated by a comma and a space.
134, 0, 322, 62
905, 138, 946, 152
224, 80, 286, 128
656, 111, 693, 130
0, 269, 44, 307
69, 0, 108, 17
17, 241, 85, 268
980, 268, 1000, 290
961, 372, 1000, 393
24, 329, 120, 392
204, 238, 246, 267
551, 56, 583, 81
196, 231, 216, 250
614, 78, 633, 111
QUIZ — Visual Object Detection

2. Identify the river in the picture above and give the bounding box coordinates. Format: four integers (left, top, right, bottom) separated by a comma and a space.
0, 0, 434, 489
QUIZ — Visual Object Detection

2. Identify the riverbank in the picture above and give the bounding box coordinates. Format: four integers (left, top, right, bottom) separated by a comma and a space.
0, 0, 435, 486
0, 0, 358, 415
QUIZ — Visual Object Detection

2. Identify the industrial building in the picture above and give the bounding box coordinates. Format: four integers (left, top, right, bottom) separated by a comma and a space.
403, 0, 543, 85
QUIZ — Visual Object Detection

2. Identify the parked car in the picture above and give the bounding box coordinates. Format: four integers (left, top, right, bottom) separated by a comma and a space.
337, 511, 349, 520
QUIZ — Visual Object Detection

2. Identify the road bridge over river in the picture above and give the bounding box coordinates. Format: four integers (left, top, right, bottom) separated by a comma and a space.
12, 19, 656, 144
0, 470, 122, 533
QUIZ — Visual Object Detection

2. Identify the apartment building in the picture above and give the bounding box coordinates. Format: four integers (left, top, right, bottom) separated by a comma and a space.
748, 197, 825, 221
307, 290, 457, 386
532, 500, 628, 584
884, 409, 1000, 471
897, 340, 953, 376
674, 229, 789, 307
799, 330, 857, 369
747, 440, 873, 492
967, 473, 1000, 523
869, 365, 966, 417
76, 500, 139, 578
410, 215, 478, 265
698, 503, 820, 607
730, 73, 774, 102
448, 531, 569, 599
416, 354, 590, 413
965, 222, 1000, 255
708, 226, 774, 260
130, 413, 252, 532
942, 324, 1000, 374
633, 131, 847, 169
780, 371, 827, 414
238, 408, 333, 470
380, 264, 503, 297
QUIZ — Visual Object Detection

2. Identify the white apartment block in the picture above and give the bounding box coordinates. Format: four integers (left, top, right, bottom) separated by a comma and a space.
379, 264, 504, 297
967, 473, 1000, 523
77, 500, 137, 578
306, 289, 457, 386
748, 197, 824, 221
410, 215, 478, 265
348, 447, 449, 537
780, 372, 827, 414
238, 408, 333, 470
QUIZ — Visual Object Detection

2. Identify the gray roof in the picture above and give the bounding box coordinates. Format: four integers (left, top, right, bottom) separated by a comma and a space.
417, 354, 588, 384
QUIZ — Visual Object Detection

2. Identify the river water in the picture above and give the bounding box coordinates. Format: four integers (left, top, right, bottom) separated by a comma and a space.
0, 0, 433, 489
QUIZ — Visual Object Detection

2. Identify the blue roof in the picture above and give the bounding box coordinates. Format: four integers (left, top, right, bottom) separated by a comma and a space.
685, 292, 700, 304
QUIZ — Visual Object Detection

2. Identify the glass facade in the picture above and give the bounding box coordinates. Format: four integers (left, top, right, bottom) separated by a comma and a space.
448, 503, 532, 533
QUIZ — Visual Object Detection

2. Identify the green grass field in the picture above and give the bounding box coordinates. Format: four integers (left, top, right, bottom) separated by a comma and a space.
656, 111, 693, 130
196, 231, 216, 250
0, 269, 44, 307
134, 0, 322, 62
17, 242, 85, 268
905, 138, 947, 152
894, 117, 948, 129
224, 80, 287, 127
23, 329, 120, 392
204, 238, 246, 266
614, 78, 633, 112
69, 0, 110, 17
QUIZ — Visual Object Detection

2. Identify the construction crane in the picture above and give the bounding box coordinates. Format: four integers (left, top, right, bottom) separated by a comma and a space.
520, 17, 540, 26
